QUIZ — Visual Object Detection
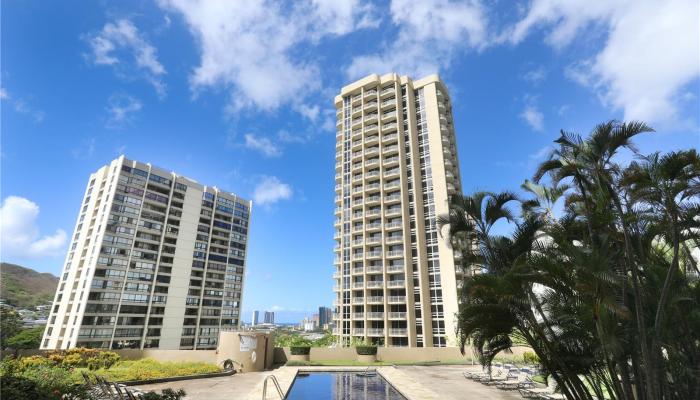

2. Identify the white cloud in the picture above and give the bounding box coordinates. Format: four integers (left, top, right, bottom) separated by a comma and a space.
244, 134, 282, 157
157, 0, 376, 113
252, 176, 292, 206
295, 104, 320, 122
522, 65, 547, 84
106, 94, 143, 127
13, 99, 45, 123
347, 0, 487, 79
71, 137, 97, 160
87, 19, 167, 97
510, 0, 700, 126
521, 105, 544, 131
0, 196, 67, 259
0, 88, 8, 100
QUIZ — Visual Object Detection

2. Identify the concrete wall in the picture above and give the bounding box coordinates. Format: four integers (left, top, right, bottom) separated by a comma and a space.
275, 346, 533, 364
216, 331, 275, 372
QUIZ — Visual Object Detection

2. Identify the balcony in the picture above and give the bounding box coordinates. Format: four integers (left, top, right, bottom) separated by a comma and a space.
364, 124, 378, 134
365, 147, 380, 156
383, 145, 399, 155
353, 312, 365, 319
352, 239, 364, 246
387, 264, 404, 272
366, 209, 381, 217
333, 285, 341, 291
366, 196, 381, 204
352, 118, 362, 126
385, 208, 401, 216
388, 280, 405, 288
365, 158, 379, 167
353, 174, 363, 182
352, 253, 364, 260
366, 236, 382, 244
366, 265, 382, 273
352, 267, 364, 274
366, 281, 384, 288
389, 312, 407, 320
364, 102, 378, 110
384, 194, 401, 204
365, 136, 379, 145
352, 186, 363, 194
353, 225, 364, 232
387, 250, 403, 258
367, 312, 384, 319
352, 328, 365, 335
352, 129, 362, 138
352, 199, 363, 207
386, 236, 403, 244
365, 183, 381, 192
389, 328, 408, 336
382, 122, 397, 132
332, 272, 341, 279
353, 212, 363, 219
366, 222, 381, 230
382, 133, 399, 143
383, 157, 399, 166
367, 296, 384, 304
368, 328, 385, 336
353, 282, 364, 289
388, 296, 406, 303
380, 87, 394, 97
366, 251, 382, 259
365, 114, 378, 123
381, 112, 396, 122
365, 170, 380, 179
353, 297, 365, 304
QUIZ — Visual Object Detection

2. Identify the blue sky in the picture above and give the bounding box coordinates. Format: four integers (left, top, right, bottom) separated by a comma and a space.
1, 0, 698, 323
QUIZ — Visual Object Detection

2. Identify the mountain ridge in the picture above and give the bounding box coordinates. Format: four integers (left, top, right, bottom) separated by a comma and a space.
0, 262, 58, 308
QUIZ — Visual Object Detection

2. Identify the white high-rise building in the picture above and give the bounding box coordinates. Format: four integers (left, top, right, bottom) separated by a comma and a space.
251, 310, 260, 326
41, 156, 251, 350
332, 73, 464, 347
263, 311, 275, 324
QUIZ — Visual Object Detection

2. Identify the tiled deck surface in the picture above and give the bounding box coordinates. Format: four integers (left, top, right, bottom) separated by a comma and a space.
133, 364, 524, 400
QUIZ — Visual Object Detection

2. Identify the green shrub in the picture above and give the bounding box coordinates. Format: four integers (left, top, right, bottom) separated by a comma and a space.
0, 358, 87, 400
90, 359, 220, 382
290, 346, 311, 355
355, 346, 377, 355
523, 351, 540, 365
140, 388, 187, 400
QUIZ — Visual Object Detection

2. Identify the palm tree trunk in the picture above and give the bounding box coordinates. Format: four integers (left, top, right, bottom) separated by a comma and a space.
607, 184, 656, 400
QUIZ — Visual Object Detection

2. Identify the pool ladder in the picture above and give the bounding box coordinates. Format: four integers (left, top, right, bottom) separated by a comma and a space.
262, 375, 285, 399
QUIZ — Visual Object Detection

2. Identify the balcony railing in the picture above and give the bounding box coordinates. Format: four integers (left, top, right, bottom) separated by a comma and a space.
388, 296, 406, 303
389, 312, 407, 319
367, 312, 384, 319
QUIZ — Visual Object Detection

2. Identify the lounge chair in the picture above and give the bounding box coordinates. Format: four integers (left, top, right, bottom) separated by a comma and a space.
483, 369, 518, 385
497, 374, 535, 390
520, 376, 558, 399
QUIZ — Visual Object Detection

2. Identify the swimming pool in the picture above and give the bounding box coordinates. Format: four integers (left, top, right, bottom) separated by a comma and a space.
285, 371, 408, 400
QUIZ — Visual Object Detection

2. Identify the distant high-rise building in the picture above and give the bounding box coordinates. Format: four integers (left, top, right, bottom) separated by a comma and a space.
251, 310, 260, 326
264, 311, 275, 324
319, 306, 332, 328
41, 156, 252, 350
332, 74, 464, 347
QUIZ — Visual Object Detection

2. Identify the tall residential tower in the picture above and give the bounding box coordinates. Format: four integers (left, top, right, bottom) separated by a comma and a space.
332, 74, 464, 347
41, 156, 251, 350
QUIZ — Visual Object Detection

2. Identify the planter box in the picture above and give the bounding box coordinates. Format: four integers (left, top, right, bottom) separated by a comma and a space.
290, 354, 310, 362
357, 354, 376, 363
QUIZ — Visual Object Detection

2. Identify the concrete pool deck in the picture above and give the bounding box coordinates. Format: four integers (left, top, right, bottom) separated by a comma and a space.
134, 365, 523, 400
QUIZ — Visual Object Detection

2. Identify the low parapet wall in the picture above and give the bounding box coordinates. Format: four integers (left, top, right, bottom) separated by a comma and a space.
274, 346, 533, 364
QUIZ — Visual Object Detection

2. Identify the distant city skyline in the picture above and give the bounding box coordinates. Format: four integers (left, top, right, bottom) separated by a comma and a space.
2, 1, 698, 317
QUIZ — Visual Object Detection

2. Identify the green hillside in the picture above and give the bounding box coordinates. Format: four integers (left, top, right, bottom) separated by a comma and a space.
0, 263, 58, 308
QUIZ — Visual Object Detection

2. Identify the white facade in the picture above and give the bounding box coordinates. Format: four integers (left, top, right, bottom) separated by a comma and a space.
333, 74, 464, 347
41, 156, 251, 350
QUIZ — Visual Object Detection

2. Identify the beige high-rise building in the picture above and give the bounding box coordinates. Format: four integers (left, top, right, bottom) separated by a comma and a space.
41, 156, 251, 350
332, 73, 464, 347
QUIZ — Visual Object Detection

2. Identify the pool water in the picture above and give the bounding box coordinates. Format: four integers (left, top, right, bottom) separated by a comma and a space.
285, 371, 408, 400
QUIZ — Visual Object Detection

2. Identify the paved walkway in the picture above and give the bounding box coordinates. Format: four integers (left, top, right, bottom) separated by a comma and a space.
133, 365, 524, 400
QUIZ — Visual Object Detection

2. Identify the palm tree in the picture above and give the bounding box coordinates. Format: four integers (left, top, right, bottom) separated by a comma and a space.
440, 121, 699, 400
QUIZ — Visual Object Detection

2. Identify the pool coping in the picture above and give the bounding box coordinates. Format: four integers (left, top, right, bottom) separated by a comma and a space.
245, 366, 441, 400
